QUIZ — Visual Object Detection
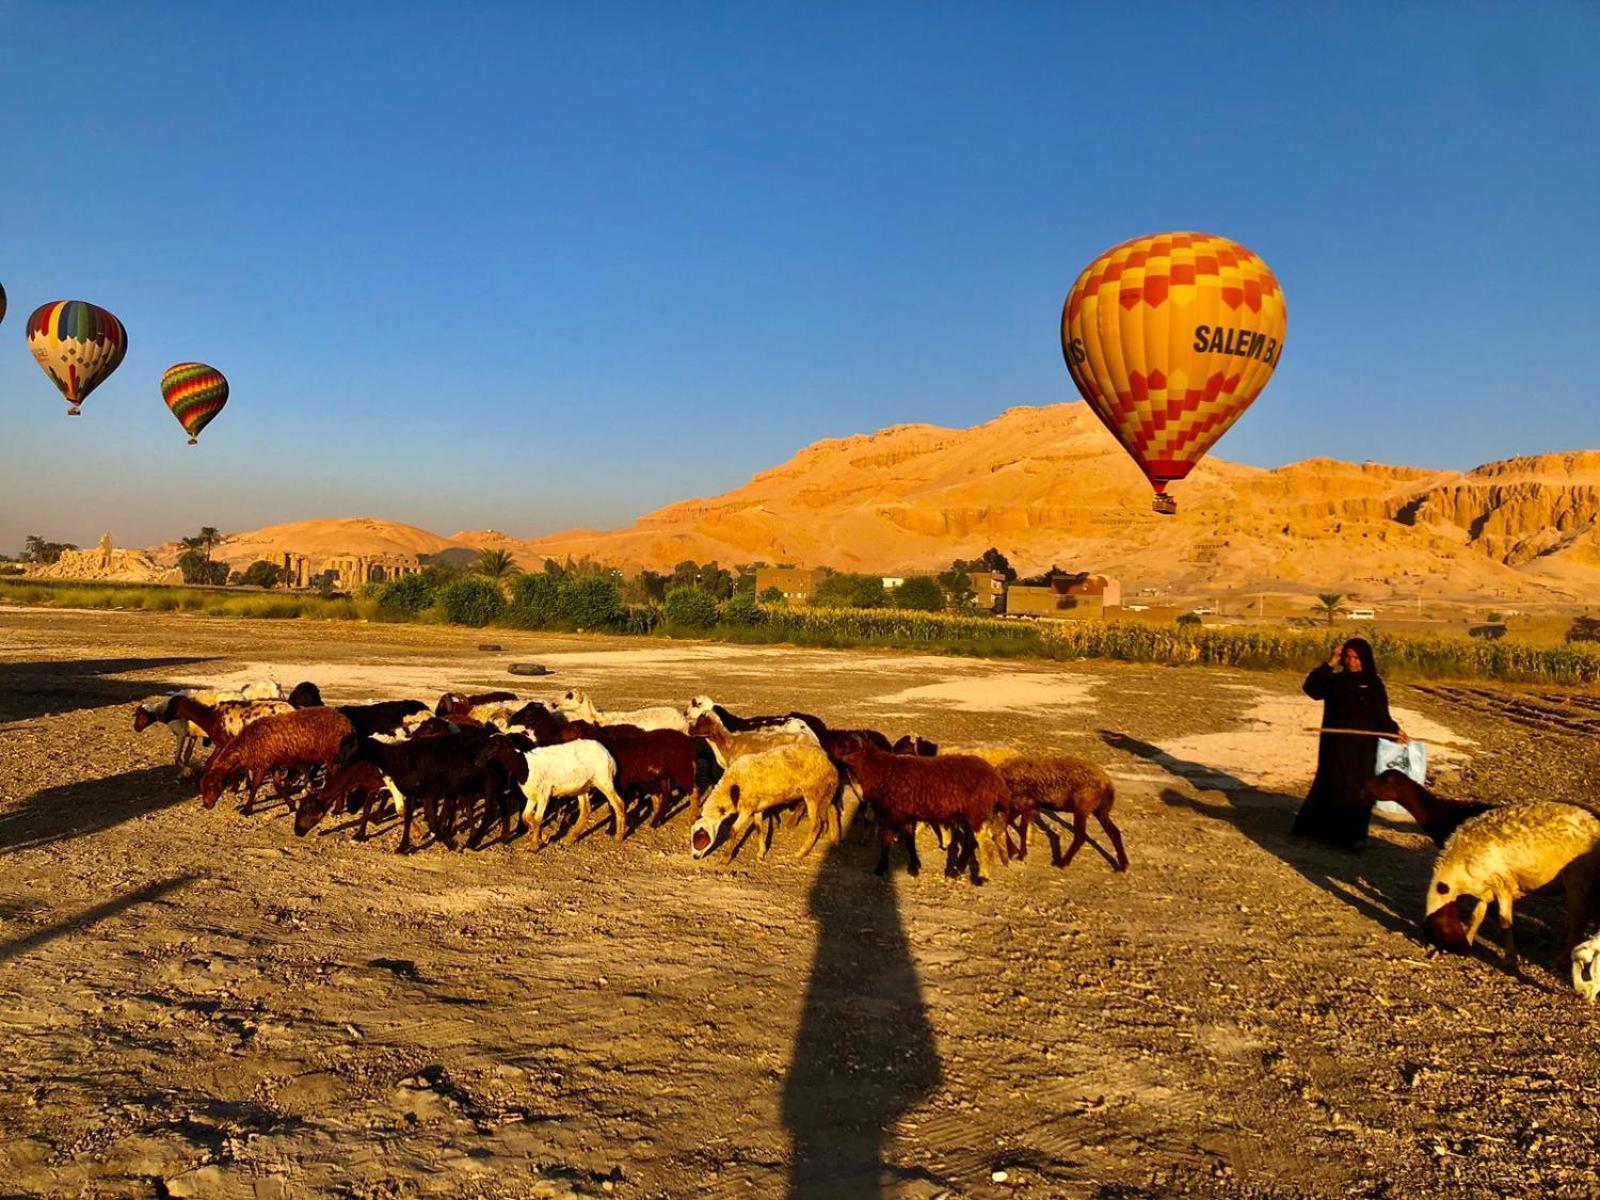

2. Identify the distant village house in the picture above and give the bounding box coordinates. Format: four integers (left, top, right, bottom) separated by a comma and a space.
755, 566, 826, 603
1004, 573, 1121, 619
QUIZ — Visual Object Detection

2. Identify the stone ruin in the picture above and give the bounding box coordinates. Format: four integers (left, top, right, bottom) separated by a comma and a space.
27, 533, 183, 585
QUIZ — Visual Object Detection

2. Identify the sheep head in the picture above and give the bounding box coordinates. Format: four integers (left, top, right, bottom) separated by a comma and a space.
1362, 770, 1414, 808
288, 681, 323, 708
1423, 872, 1472, 952
1572, 934, 1600, 1004
687, 695, 715, 721
690, 785, 738, 859
132, 705, 156, 733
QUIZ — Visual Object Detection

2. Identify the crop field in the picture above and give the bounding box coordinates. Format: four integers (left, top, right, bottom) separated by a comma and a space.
1, 608, 1599, 1198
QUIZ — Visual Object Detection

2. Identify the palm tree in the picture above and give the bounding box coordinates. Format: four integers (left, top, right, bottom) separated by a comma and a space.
1313, 592, 1345, 626
198, 526, 222, 563
473, 548, 516, 580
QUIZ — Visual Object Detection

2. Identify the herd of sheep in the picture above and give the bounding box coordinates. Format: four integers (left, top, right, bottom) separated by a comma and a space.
131, 680, 1128, 886
131, 679, 1600, 1001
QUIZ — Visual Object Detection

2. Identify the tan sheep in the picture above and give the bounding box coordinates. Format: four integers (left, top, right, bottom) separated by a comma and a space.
689, 744, 839, 861
1424, 801, 1600, 973
689, 709, 819, 769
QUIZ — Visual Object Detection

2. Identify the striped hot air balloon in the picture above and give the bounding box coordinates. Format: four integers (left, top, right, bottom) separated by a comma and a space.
26, 300, 129, 416
160, 362, 229, 444
1061, 232, 1287, 514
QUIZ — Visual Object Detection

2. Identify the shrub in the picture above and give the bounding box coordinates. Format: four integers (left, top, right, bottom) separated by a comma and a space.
720, 592, 764, 626
557, 576, 625, 630
665, 586, 719, 631
1567, 616, 1600, 644
438, 577, 505, 627
239, 560, 284, 589
510, 572, 562, 627
759, 587, 786, 605
813, 573, 886, 608
623, 604, 663, 635
1175, 612, 1203, 627
894, 577, 944, 612
375, 573, 436, 618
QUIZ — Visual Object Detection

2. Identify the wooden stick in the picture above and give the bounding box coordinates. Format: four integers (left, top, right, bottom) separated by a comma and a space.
1310, 727, 1472, 752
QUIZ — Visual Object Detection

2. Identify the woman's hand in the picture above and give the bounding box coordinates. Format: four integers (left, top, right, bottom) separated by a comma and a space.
1327, 649, 1343, 669
1395, 730, 1410, 745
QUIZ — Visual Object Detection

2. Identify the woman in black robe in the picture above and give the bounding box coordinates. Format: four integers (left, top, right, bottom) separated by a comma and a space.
1291, 637, 1407, 849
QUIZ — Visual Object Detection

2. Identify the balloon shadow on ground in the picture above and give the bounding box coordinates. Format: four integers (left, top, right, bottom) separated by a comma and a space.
781, 834, 949, 1199
0, 766, 194, 856
1097, 729, 1425, 938
0, 656, 216, 725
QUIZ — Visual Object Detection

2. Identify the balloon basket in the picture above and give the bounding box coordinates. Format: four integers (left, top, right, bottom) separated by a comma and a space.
188, 437, 198, 445
1152, 492, 1177, 516
67, 406, 81, 417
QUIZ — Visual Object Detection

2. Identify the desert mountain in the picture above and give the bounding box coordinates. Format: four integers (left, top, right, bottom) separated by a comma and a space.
187, 404, 1598, 604
497, 404, 1599, 604
186, 518, 474, 571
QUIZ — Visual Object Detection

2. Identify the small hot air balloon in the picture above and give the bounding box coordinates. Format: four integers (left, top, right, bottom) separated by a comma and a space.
0, 281, 7, 327
160, 362, 229, 444
26, 300, 129, 416
1061, 232, 1286, 514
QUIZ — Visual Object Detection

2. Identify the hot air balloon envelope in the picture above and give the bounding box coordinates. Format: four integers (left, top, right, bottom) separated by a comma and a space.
26, 300, 129, 416
160, 362, 229, 444
1061, 232, 1286, 514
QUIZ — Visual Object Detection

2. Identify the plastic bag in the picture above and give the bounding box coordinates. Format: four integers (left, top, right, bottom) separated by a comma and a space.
1375, 738, 1426, 784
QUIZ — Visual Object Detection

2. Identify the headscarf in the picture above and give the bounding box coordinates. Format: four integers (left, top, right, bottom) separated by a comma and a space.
1342, 636, 1379, 679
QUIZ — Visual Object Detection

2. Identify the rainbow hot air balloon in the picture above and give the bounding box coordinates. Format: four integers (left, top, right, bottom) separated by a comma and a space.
26, 300, 129, 416
1061, 232, 1286, 515
160, 362, 229, 444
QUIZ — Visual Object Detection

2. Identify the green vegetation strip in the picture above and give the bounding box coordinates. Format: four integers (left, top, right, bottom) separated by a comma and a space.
4, 576, 1597, 685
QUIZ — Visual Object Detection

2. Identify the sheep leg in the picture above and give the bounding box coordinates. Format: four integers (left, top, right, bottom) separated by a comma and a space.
525, 786, 552, 848
599, 779, 629, 842
728, 810, 758, 859
356, 787, 382, 841
1495, 890, 1519, 973
397, 794, 418, 855
1059, 812, 1090, 869
901, 829, 921, 877
759, 811, 775, 860
971, 821, 999, 885
1096, 810, 1129, 872
795, 793, 828, 859
874, 824, 898, 876
241, 769, 264, 816
1463, 893, 1491, 948
562, 789, 596, 846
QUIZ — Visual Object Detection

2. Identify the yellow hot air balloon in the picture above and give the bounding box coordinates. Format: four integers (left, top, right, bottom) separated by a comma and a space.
1061, 232, 1286, 514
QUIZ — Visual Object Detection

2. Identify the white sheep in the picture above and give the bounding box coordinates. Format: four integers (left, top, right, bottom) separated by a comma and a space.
1424, 801, 1600, 972
689, 744, 840, 861
509, 738, 629, 847
136, 680, 285, 776
555, 688, 689, 733
1573, 931, 1600, 1003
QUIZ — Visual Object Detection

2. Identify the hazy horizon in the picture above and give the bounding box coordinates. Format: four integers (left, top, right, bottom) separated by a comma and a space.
3, 4, 1597, 551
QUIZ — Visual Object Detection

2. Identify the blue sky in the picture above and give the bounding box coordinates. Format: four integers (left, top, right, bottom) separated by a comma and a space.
2, 2, 1596, 550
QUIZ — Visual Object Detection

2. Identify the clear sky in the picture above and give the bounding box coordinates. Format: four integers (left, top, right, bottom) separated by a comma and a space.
2, 2, 1597, 551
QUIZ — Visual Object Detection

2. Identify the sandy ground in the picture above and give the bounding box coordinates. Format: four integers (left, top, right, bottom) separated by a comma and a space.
2, 608, 1599, 1199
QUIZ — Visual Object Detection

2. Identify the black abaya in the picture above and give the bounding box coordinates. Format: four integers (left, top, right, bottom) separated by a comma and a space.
1291, 663, 1400, 848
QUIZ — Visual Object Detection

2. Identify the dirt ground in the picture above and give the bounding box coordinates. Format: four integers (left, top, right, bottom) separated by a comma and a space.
2, 608, 1598, 1200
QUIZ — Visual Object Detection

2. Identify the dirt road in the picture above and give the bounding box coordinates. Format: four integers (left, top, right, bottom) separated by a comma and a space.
1, 609, 1597, 1199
